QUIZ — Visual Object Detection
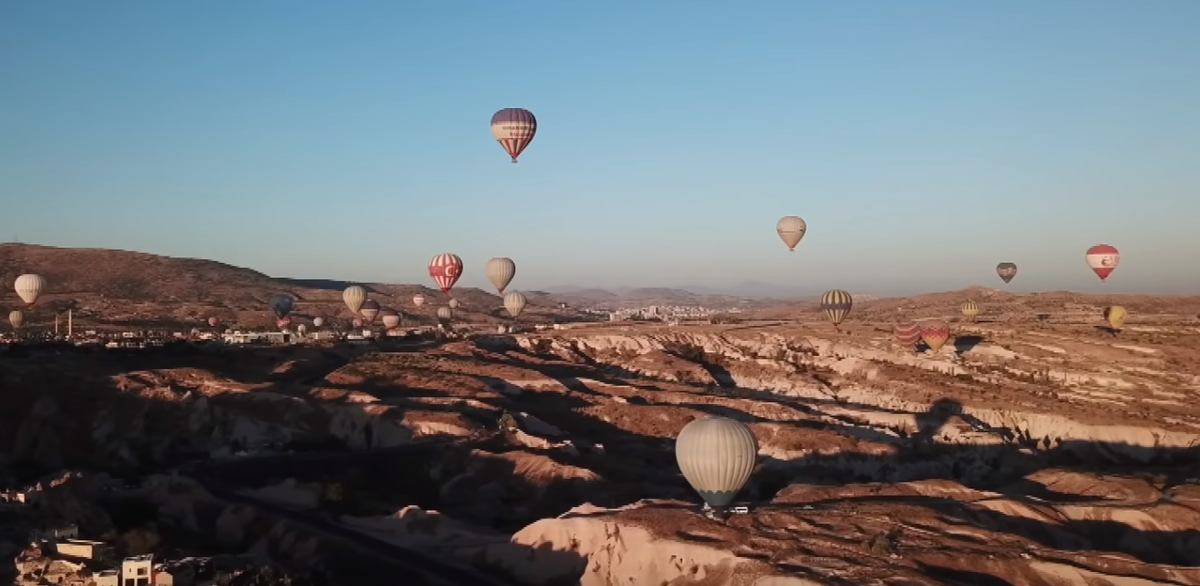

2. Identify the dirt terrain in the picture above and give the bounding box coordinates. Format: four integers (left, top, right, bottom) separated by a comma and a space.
4, 243, 1200, 584
3, 306, 1200, 585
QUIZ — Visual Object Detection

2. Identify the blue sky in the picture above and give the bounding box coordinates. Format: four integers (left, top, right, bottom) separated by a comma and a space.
2, 1, 1197, 295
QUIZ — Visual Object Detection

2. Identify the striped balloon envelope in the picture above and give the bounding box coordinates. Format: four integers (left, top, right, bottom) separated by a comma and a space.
919, 320, 952, 353
428, 253, 463, 294
1085, 244, 1120, 281
485, 257, 516, 294
14, 274, 47, 307
961, 300, 981, 322
360, 299, 381, 323
490, 108, 537, 163
674, 417, 758, 509
819, 290, 853, 328
893, 321, 922, 350
342, 285, 367, 315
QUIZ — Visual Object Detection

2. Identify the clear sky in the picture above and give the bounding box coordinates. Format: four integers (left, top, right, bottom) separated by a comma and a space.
2, 1, 1197, 295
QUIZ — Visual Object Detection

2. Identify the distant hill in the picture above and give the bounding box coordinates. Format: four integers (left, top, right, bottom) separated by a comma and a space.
543, 285, 758, 309
0, 244, 588, 330
752, 285, 1200, 323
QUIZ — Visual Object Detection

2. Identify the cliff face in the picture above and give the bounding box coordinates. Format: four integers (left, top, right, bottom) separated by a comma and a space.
499, 329, 1200, 462
0, 346, 458, 473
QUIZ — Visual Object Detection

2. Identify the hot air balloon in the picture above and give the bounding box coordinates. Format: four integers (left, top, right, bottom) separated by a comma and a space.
485, 257, 517, 294
412, 293, 426, 307
996, 262, 1017, 284
448, 298, 460, 309
504, 291, 527, 318
491, 108, 537, 163
436, 307, 453, 321
894, 321, 921, 351
428, 254, 463, 294
208, 317, 219, 328
1085, 244, 1120, 282
1103, 306, 1127, 330
14, 274, 46, 307
961, 301, 981, 322
9, 310, 23, 330
296, 324, 308, 335
381, 310, 401, 329
268, 294, 294, 319
674, 417, 758, 510
360, 300, 380, 323
919, 321, 951, 353
343, 286, 367, 314
313, 317, 324, 328
776, 216, 807, 252
352, 318, 363, 328
820, 290, 853, 329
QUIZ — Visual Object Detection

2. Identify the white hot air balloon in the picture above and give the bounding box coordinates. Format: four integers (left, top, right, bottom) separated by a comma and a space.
381, 310, 401, 329
503, 291, 527, 318
485, 257, 516, 294
14, 274, 47, 306
775, 216, 808, 252
296, 324, 308, 335
412, 294, 426, 307
343, 286, 367, 314
675, 417, 758, 510
313, 317, 324, 328
9, 310, 23, 329
436, 307, 453, 321
448, 298, 460, 309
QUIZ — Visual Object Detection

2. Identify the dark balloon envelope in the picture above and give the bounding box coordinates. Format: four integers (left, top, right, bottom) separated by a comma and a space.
996, 262, 1018, 284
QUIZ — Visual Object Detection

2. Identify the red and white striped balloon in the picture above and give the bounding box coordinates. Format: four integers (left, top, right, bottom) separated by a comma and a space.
1085, 244, 1120, 281
428, 253, 463, 294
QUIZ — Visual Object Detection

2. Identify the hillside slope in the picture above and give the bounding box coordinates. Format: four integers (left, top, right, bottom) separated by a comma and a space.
0, 244, 584, 329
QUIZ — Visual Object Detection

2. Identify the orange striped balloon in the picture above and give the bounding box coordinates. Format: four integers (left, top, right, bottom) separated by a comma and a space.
894, 321, 922, 350
919, 320, 951, 352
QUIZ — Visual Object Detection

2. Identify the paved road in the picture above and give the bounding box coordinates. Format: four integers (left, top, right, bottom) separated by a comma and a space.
183, 443, 518, 586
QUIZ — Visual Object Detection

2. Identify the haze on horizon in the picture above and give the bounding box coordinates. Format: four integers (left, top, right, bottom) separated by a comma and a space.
2, 1, 1197, 296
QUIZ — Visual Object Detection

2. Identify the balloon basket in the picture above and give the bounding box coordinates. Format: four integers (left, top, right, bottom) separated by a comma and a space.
700, 503, 750, 521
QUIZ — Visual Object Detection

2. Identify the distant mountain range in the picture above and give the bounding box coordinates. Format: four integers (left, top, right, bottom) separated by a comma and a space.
545, 281, 828, 301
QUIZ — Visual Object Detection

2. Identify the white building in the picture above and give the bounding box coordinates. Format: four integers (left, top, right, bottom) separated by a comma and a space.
122, 554, 154, 586
222, 331, 290, 345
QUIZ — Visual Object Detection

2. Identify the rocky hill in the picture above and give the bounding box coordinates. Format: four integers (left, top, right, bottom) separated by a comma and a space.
754, 285, 1200, 324
0, 244, 588, 330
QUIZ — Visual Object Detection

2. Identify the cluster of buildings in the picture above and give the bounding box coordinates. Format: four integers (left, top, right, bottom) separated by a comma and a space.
9, 519, 268, 586
11, 523, 212, 586
1, 471, 277, 586
606, 305, 726, 322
